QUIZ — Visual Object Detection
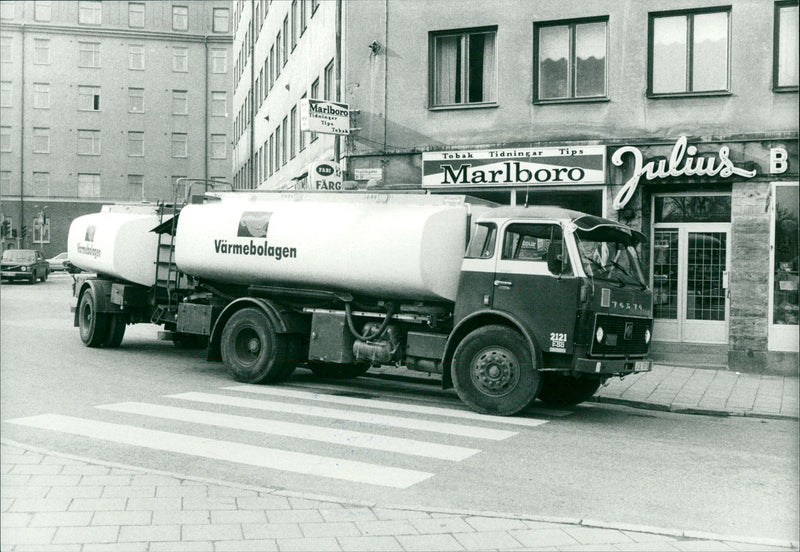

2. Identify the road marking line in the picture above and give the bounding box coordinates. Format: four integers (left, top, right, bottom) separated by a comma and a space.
97, 402, 479, 461
5, 414, 432, 489
225, 385, 550, 428
168, 392, 516, 441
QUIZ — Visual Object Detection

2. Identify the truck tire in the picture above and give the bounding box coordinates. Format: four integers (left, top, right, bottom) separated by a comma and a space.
309, 362, 370, 379
451, 325, 540, 416
78, 289, 109, 347
104, 314, 126, 348
537, 373, 601, 406
221, 308, 295, 384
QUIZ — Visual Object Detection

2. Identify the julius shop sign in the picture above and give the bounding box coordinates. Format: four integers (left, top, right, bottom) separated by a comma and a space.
422, 146, 606, 188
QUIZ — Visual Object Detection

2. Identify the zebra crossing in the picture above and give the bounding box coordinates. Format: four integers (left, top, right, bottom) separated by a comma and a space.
6, 383, 561, 489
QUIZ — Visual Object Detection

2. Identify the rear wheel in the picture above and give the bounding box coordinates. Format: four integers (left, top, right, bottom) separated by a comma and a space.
78, 289, 108, 347
451, 325, 539, 416
537, 373, 602, 406
221, 308, 295, 384
309, 362, 370, 379
104, 314, 126, 348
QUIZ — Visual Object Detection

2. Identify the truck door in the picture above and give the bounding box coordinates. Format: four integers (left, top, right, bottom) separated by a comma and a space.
492, 222, 581, 355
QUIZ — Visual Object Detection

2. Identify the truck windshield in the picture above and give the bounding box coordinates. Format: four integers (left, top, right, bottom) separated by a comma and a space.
574, 232, 645, 288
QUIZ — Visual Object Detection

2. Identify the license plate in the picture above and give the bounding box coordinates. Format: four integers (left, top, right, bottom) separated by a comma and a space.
634, 360, 651, 372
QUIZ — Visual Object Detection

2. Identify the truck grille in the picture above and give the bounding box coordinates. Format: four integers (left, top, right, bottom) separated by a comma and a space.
589, 314, 651, 357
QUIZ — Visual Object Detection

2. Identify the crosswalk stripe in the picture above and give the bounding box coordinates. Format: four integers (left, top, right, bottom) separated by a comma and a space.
225, 385, 550, 428
168, 392, 516, 440
6, 414, 433, 489
97, 402, 479, 461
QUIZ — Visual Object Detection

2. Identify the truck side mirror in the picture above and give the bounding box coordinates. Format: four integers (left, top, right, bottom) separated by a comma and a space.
547, 241, 564, 275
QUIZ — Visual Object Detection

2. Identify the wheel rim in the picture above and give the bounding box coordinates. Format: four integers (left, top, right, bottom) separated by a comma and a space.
470, 346, 520, 397
233, 326, 262, 365
80, 299, 93, 334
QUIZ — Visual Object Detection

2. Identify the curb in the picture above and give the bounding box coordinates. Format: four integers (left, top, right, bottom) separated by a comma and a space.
2, 438, 797, 550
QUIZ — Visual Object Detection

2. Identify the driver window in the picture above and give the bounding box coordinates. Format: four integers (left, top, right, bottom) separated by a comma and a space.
502, 223, 571, 273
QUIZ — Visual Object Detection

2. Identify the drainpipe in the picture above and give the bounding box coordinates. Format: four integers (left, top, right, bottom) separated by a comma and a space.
334, 0, 342, 164
204, 37, 209, 184
18, 24, 25, 248
249, 0, 256, 188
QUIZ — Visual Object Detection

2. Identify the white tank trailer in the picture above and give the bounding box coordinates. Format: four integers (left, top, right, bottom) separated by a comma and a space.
68, 190, 654, 416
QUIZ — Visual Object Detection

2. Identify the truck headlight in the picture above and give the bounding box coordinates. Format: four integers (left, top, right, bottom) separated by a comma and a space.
595, 327, 604, 343
645, 329, 651, 344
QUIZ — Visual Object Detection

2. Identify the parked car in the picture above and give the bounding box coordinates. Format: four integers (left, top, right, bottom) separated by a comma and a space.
1, 249, 50, 283
47, 251, 69, 271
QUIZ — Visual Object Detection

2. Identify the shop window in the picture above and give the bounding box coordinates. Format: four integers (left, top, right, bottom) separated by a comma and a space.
773, 185, 799, 326
430, 27, 497, 108
648, 7, 729, 96
534, 17, 608, 102
654, 195, 731, 223
774, 1, 799, 91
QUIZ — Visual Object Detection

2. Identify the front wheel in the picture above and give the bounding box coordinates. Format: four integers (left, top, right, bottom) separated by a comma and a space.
451, 325, 539, 416
221, 308, 296, 384
537, 374, 602, 406
78, 289, 108, 347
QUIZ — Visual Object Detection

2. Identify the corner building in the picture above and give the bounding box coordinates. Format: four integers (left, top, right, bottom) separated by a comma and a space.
0, 0, 233, 257
233, 0, 798, 373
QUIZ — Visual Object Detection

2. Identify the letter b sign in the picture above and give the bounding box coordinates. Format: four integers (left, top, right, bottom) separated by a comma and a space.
771, 147, 788, 175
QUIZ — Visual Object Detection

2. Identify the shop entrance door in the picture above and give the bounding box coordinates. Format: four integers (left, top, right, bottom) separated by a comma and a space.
651, 194, 732, 344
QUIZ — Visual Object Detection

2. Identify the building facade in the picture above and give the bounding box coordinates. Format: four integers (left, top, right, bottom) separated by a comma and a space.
0, 0, 233, 257
233, 0, 798, 373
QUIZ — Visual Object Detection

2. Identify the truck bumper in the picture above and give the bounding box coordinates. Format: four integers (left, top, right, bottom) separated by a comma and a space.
574, 357, 652, 375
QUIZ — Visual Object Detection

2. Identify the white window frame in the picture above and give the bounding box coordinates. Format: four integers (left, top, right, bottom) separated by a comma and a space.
1, 125, 12, 152
172, 90, 188, 115
31, 172, 50, 196
213, 8, 229, 33
172, 5, 188, 31
78, 173, 101, 198
128, 87, 144, 113
429, 26, 498, 108
210, 134, 226, 159
78, 85, 100, 111
0, 36, 11, 63
33, 127, 50, 153
77, 129, 101, 156
129, 44, 145, 70
78, 1, 102, 25
34, 1, 51, 22
127, 174, 144, 200
128, 2, 145, 28
172, 47, 188, 72
211, 48, 226, 73
33, 38, 50, 65
33, 82, 50, 109
78, 41, 101, 68
211, 91, 226, 116
128, 131, 144, 157
0, 81, 11, 107
171, 133, 187, 158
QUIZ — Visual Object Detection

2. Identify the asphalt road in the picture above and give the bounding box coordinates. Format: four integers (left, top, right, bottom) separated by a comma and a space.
2, 275, 798, 541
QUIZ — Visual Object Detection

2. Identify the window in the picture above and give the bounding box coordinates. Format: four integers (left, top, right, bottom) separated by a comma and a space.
0, 1, 13, 20
312, 0, 319, 16
269, 46, 275, 86
33, 38, 50, 64
299, 95, 307, 151
210, 134, 226, 159
283, 15, 289, 62
1, 172, 13, 195
213, 8, 229, 33
78, 130, 101, 155
33, 127, 49, 153
128, 2, 144, 28
129, 44, 145, 70
78, 1, 102, 25
502, 224, 570, 275
275, 32, 282, 78
128, 87, 144, 113
127, 174, 143, 200
31, 172, 49, 196
466, 223, 497, 259
33, 83, 50, 109
211, 91, 226, 116
78, 173, 101, 197
1, 126, 12, 151
275, 123, 282, 170
127, 131, 143, 156
172, 90, 188, 115
290, 105, 297, 158
281, 116, 288, 165
0, 81, 11, 107
172, 47, 188, 72
78, 41, 101, 68
648, 8, 730, 96
0, 36, 11, 63
430, 27, 497, 107
534, 18, 607, 101
324, 60, 334, 100
291, 0, 298, 48
34, 1, 51, 22
300, 0, 307, 35
78, 85, 100, 111
172, 5, 188, 31
211, 48, 226, 73
774, 1, 799, 91
171, 133, 187, 158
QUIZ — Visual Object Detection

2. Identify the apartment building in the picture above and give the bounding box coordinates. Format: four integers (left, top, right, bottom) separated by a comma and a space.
0, 0, 233, 256
238, 0, 798, 373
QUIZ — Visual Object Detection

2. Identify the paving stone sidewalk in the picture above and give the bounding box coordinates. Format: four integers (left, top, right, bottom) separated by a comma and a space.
1, 441, 797, 552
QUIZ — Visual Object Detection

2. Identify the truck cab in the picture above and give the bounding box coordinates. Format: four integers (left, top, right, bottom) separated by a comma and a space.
447, 206, 652, 413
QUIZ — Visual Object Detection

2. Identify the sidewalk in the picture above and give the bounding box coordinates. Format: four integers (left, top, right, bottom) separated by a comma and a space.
369, 363, 800, 420
1, 441, 796, 552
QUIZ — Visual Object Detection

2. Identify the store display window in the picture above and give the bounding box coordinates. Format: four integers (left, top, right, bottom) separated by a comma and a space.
772, 185, 799, 326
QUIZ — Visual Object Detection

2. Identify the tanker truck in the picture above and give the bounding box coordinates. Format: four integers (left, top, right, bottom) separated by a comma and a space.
68, 185, 653, 416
